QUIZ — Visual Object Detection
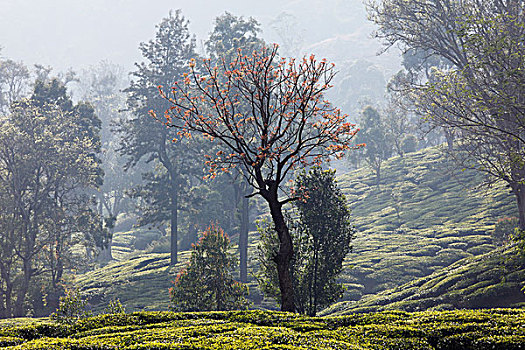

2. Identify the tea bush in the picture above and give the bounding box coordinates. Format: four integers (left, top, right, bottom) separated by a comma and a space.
1, 309, 524, 349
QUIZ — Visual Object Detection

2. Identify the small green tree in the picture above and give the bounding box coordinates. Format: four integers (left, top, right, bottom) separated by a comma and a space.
354, 106, 393, 186
50, 288, 91, 323
257, 168, 355, 315
104, 298, 126, 314
169, 224, 249, 311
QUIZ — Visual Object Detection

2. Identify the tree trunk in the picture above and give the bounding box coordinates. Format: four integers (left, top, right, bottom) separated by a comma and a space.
311, 244, 319, 317
99, 237, 113, 261
444, 127, 455, 151
514, 182, 525, 231
170, 189, 178, 266
14, 258, 31, 317
375, 165, 381, 188
266, 197, 295, 312
239, 194, 249, 283
0, 270, 13, 318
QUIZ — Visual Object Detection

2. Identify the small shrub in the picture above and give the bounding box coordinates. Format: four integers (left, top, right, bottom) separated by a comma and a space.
104, 299, 126, 314
493, 217, 519, 245
50, 288, 92, 324
401, 134, 418, 154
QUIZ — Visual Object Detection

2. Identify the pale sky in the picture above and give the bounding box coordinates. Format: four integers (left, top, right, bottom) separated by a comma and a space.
0, 0, 394, 73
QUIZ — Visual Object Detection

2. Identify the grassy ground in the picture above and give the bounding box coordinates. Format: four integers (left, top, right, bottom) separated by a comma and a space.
0, 309, 523, 349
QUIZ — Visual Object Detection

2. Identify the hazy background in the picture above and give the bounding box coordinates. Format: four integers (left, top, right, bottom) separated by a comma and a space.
0, 0, 400, 76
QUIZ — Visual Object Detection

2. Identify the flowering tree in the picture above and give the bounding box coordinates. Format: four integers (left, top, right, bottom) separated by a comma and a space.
157, 45, 360, 312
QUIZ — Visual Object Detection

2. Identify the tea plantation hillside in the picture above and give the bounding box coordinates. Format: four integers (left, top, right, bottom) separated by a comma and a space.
322, 244, 525, 315
0, 309, 523, 349
74, 145, 519, 312
335, 146, 516, 300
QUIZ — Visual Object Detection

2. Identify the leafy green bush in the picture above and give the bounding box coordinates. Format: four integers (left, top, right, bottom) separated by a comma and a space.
104, 299, 126, 314
50, 288, 92, 324
169, 224, 249, 311
2, 310, 525, 349
493, 217, 519, 245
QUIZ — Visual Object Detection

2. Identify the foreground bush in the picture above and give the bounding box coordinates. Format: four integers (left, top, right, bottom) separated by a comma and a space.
1, 309, 523, 349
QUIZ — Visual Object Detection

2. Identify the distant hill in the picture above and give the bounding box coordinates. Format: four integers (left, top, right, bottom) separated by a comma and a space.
74, 145, 519, 312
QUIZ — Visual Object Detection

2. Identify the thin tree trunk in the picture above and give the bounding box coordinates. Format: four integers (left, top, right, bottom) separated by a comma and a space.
170, 189, 178, 266
14, 258, 31, 317
514, 182, 525, 231
239, 194, 249, 283
311, 245, 319, 317
444, 127, 455, 151
0, 268, 13, 318
100, 237, 113, 261
375, 165, 381, 188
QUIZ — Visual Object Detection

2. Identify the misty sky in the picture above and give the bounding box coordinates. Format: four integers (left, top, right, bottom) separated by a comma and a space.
0, 0, 397, 73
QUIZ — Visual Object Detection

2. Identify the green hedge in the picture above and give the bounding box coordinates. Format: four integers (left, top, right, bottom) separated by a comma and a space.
2, 310, 524, 349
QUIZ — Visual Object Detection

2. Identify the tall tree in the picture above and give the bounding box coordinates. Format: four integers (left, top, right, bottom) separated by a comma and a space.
79, 61, 134, 261
157, 45, 360, 312
0, 79, 103, 317
368, 0, 525, 230
0, 59, 30, 114
205, 12, 264, 283
293, 168, 355, 315
206, 12, 262, 63
119, 10, 199, 265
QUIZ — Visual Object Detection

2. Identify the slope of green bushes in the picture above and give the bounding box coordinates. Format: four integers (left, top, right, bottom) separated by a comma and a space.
335, 146, 516, 301
322, 245, 525, 315
0, 309, 523, 349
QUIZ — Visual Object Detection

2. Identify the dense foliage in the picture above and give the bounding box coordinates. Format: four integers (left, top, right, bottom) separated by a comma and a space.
50, 288, 92, 324
169, 225, 249, 311
0, 78, 104, 317
72, 145, 518, 313
118, 10, 201, 265
368, 0, 525, 231
161, 43, 360, 312
353, 106, 393, 186
258, 168, 355, 315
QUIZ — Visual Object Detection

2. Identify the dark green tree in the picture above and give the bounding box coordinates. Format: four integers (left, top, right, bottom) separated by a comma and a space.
206, 12, 262, 63
257, 168, 355, 315
119, 10, 200, 265
169, 224, 249, 311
